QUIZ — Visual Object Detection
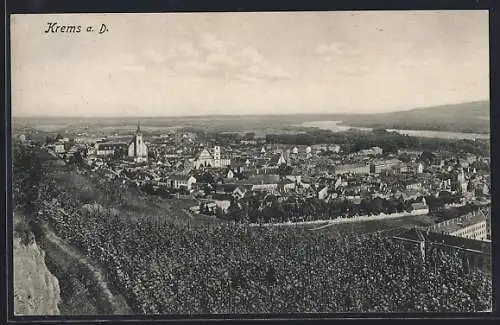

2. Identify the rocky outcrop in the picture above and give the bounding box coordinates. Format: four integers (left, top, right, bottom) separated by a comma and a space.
13, 236, 61, 315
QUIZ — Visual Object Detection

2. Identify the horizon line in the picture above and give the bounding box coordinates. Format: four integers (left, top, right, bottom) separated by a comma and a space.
11, 99, 490, 119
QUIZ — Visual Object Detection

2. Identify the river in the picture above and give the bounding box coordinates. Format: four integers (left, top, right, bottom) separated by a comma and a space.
298, 120, 490, 140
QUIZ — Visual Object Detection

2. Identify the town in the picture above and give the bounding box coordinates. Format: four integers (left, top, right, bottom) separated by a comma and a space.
19, 119, 490, 232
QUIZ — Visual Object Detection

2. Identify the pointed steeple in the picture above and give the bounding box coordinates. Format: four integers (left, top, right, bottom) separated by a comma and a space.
137, 120, 141, 133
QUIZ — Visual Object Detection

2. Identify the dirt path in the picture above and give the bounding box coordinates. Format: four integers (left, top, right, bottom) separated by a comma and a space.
40, 224, 133, 315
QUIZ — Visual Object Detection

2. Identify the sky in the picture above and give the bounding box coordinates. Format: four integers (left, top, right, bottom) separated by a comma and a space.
11, 11, 489, 117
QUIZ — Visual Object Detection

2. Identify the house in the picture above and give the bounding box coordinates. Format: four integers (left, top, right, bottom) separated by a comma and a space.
168, 175, 197, 190
483, 184, 490, 195
335, 163, 370, 176
331, 145, 341, 153
410, 202, 429, 215
359, 146, 383, 156
406, 182, 422, 190
318, 186, 329, 200
211, 193, 233, 212
248, 174, 280, 184
312, 144, 340, 154
286, 175, 302, 183
193, 202, 218, 215
251, 183, 278, 192
299, 182, 311, 189
279, 181, 296, 192
397, 149, 423, 156
334, 176, 343, 190
214, 183, 238, 194
54, 144, 66, 154
370, 159, 401, 174
233, 186, 249, 200
95, 142, 128, 157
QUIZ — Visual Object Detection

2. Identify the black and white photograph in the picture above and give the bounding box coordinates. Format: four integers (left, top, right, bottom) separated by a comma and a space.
9, 10, 492, 316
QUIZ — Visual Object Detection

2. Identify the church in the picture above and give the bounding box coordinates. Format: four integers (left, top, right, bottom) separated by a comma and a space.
192, 145, 231, 169
128, 121, 148, 162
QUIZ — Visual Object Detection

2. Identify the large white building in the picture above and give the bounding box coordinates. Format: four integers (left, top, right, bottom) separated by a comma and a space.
128, 122, 148, 162
95, 142, 128, 157
427, 208, 490, 241
168, 175, 197, 190
192, 145, 231, 169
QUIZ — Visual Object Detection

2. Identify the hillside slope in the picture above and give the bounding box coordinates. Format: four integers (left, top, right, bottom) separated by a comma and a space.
342, 101, 490, 133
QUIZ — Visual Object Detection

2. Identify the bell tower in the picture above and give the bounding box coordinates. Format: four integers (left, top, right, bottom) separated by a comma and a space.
128, 120, 148, 161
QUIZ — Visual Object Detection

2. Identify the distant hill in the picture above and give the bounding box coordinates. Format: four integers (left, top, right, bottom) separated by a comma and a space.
340, 101, 490, 134
13, 100, 490, 135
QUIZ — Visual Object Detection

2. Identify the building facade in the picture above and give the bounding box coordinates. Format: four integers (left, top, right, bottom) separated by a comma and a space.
193, 146, 231, 169
95, 142, 128, 157
335, 163, 370, 175
427, 209, 489, 241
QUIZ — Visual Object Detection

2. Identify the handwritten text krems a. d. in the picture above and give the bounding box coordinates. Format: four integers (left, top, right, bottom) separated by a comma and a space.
44, 22, 109, 34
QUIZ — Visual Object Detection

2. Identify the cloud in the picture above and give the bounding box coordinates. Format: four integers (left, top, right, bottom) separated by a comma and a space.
244, 62, 292, 81
164, 41, 201, 61
96, 53, 147, 74
121, 64, 146, 72
206, 51, 239, 69
200, 34, 227, 53
143, 49, 166, 64
315, 42, 372, 76
238, 47, 265, 65
335, 65, 372, 76
395, 57, 433, 69
316, 42, 362, 57
118, 34, 292, 82
176, 42, 201, 60
160, 34, 293, 82
317, 43, 344, 55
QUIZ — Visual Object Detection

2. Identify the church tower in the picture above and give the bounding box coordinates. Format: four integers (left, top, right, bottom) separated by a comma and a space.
128, 121, 148, 162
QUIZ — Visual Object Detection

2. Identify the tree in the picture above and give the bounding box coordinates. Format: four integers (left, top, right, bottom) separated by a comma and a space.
69, 151, 84, 165
215, 206, 224, 218
243, 132, 255, 140
372, 128, 389, 135
199, 202, 210, 215
398, 153, 411, 163
13, 145, 43, 218
142, 182, 154, 194
419, 151, 436, 165
278, 164, 293, 177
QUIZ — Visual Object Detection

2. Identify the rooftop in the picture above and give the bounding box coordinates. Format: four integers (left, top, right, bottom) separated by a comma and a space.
430, 209, 488, 234
393, 228, 491, 255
